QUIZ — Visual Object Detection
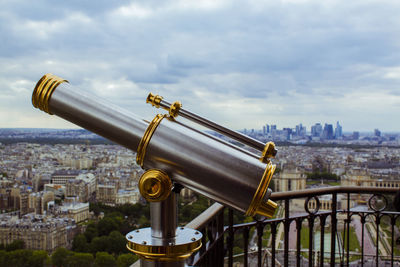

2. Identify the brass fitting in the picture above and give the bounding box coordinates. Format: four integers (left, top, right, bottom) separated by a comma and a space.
260, 141, 277, 163
139, 169, 172, 202
169, 101, 182, 118
32, 73, 68, 114
146, 93, 163, 108
246, 162, 277, 218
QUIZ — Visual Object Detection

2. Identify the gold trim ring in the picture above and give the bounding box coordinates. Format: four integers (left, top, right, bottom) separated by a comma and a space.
126, 227, 202, 262
136, 114, 167, 167
32, 73, 68, 114
246, 162, 277, 218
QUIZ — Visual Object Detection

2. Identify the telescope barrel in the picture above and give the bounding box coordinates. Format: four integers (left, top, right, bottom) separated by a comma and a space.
32, 74, 277, 217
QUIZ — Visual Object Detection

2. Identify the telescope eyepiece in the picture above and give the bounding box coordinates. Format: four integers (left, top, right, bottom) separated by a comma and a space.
32, 73, 68, 114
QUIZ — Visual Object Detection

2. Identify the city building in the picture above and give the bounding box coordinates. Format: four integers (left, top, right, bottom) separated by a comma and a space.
65, 173, 96, 202
59, 202, 89, 224
28, 191, 55, 215
96, 184, 117, 205
115, 189, 140, 205
51, 170, 80, 186
274, 167, 306, 192
0, 213, 74, 252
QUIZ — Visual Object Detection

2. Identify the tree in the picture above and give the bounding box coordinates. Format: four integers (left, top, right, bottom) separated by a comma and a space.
28, 250, 49, 267
94, 252, 116, 267
97, 217, 119, 236
66, 252, 94, 267
6, 239, 25, 251
6, 249, 32, 267
108, 231, 127, 255
116, 253, 138, 267
84, 223, 98, 243
72, 234, 89, 252
0, 250, 6, 266
51, 247, 73, 267
90, 236, 110, 254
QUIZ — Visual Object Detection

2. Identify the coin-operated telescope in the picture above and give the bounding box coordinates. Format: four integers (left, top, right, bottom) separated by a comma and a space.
32, 74, 278, 267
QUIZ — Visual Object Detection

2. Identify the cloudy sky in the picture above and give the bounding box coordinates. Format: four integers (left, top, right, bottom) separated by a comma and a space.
1, 0, 400, 132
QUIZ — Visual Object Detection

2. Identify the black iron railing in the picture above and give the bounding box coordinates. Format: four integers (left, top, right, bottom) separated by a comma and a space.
187, 186, 400, 267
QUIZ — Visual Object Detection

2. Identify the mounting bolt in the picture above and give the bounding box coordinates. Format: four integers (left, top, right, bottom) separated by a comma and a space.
142, 241, 147, 245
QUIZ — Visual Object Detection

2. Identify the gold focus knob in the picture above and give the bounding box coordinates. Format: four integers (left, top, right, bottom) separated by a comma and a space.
256, 199, 278, 218
139, 169, 172, 202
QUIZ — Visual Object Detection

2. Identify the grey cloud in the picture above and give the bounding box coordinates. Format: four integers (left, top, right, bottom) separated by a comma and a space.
1, 0, 400, 130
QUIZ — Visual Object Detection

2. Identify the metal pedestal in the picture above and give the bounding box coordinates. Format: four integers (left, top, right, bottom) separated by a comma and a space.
126, 192, 202, 267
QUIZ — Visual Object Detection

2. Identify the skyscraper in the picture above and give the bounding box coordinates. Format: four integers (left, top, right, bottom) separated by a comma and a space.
322, 123, 334, 140
335, 121, 343, 139
311, 123, 323, 137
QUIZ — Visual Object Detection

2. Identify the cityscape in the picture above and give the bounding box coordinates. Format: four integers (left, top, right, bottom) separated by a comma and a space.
0, 124, 399, 266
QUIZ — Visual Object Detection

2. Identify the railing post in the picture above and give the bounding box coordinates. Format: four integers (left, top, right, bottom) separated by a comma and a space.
330, 192, 337, 267
217, 207, 225, 267
391, 215, 395, 267
346, 193, 350, 267
228, 209, 234, 267
271, 221, 277, 267
243, 227, 249, 267
320, 215, 326, 267
296, 219, 302, 267
284, 199, 290, 267
308, 215, 314, 267
257, 221, 264, 267
360, 215, 366, 267
376, 214, 381, 267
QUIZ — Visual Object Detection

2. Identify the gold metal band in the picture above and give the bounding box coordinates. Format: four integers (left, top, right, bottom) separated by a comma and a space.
246, 162, 277, 218
126, 241, 202, 262
126, 227, 202, 262
32, 73, 68, 114
136, 114, 167, 167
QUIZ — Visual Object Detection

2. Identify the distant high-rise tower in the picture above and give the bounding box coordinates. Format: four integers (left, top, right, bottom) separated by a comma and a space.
335, 121, 343, 139
311, 123, 323, 137
374, 129, 381, 137
323, 123, 334, 140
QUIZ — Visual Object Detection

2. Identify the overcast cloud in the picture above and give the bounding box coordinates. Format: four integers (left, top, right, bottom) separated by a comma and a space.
1, 0, 399, 132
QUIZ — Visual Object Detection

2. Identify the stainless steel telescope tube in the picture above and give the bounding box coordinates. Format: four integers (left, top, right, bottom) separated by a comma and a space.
32, 74, 277, 217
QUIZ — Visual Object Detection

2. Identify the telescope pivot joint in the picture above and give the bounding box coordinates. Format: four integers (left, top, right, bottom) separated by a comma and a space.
139, 169, 172, 202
